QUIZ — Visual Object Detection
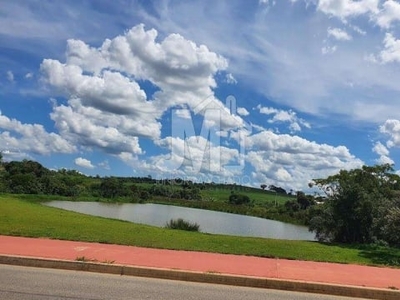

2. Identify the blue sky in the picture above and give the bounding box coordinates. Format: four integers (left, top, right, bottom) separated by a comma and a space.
2, 0, 400, 191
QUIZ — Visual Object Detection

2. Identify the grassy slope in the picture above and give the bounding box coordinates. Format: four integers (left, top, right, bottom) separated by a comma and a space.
1, 194, 400, 267
200, 187, 292, 205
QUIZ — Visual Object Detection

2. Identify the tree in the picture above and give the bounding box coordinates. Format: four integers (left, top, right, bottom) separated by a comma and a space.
0, 152, 6, 192
381, 206, 400, 246
260, 184, 267, 190
296, 191, 313, 210
309, 164, 400, 244
268, 185, 287, 194
100, 177, 123, 198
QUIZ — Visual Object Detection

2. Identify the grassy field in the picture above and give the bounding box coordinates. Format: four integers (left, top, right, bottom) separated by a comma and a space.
1, 194, 400, 267
131, 182, 294, 205
199, 186, 293, 205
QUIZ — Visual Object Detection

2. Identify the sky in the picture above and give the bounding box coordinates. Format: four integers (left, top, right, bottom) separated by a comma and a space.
2, 0, 400, 192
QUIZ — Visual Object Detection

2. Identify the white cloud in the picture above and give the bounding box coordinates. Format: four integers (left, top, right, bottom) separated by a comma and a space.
225, 73, 237, 84
317, 0, 379, 19
74, 157, 94, 169
0, 112, 75, 156
377, 154, 394, 165
98, 160, 110, 170
191, 96, 246, 130
129, 0, 400, 125
379, 33, 400, 63
152, 135, 241, 177
350, 24, 367, 35
50, 98, 144, 156
6, 71, 14, 82
25, 72, 33, 79
258, 105, 277, 115
41, 24, 237, 159
174, 109, 192, 119
375, 0, 400, 28
321, 45, 337, 54
373, 141, 390, 156
259, 0, 276, 6
237, 107, 249, 116
372, 141, 394, 164
317, 0, 400, 31
258, 105, 310, 132
40, 60, 156, 120
327, 27, 352, 41
63, 25, 228, 104
380, 119, 400, 147
245, 130, 363, 190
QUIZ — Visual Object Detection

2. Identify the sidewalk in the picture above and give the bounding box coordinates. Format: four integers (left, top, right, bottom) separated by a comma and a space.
1, 235, 400, 296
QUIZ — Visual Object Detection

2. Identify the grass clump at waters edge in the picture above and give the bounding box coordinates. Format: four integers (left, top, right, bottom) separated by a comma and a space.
1, 194, 400, 267
165, 218, 200, 232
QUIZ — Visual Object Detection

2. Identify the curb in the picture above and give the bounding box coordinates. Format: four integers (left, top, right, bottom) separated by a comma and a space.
1, 255, 399, 300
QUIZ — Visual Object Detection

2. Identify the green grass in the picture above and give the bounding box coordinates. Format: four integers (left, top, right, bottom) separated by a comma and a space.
1, 194, 400, 267
200, 187, 292, 205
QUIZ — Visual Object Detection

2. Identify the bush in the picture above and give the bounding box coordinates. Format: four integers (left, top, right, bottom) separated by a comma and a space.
165, 218, 200, 232
228, 193, 250, 205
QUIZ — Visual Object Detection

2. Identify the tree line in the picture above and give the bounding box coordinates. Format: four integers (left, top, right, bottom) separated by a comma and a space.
0, 155, 202, 201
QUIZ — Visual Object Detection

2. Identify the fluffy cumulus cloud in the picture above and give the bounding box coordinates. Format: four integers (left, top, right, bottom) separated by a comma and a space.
245, 130, 363, 189
50, 99, 144, 156
375, 0, 400, 28
0, 112, 75, 158
63, 24, 228, 113
372, 141, 394, 164
380, 119, 400, 147
74, 157, 95, 169
237, 107, 249, 116
41, 24, 233, 158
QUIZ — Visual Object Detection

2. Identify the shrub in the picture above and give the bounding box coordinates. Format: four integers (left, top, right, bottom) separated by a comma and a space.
228, 193, 250, 205
165, 218, 200, 232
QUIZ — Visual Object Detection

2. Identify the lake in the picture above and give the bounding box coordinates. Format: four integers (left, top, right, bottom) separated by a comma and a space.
44, 201, 315, 241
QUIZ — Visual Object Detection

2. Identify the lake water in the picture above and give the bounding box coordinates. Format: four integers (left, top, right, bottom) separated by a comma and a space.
44, 201, 315, 241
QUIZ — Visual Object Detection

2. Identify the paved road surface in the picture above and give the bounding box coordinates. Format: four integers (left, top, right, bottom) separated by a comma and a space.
0, 265, 369, 300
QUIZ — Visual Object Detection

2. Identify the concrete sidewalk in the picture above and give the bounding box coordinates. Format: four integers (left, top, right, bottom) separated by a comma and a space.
1, 235, 400, 299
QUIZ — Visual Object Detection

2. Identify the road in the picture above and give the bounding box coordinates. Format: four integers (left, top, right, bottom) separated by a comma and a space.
0, 264, 368, 300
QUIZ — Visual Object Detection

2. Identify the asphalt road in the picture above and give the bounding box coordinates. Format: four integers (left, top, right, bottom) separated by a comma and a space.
0, 264, 368, 300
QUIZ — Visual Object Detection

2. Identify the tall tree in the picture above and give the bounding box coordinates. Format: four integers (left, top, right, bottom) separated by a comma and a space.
309, 164, 400, 244
0, 152, 5, 192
